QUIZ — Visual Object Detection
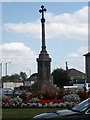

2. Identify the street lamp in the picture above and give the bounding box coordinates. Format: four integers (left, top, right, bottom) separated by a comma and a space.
5, 62, 11, 76
0, 63, 2, 79
0, 63, 3, 88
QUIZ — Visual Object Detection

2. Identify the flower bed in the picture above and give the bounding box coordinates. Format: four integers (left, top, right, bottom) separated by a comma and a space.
38, 99, 64, 104
2, 96, 79, 108
63, 94, 80, 102
1, 91, 82, 108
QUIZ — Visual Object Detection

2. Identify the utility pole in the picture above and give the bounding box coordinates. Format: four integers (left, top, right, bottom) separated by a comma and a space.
0, 63, 2, 88
5, 62, 11, 76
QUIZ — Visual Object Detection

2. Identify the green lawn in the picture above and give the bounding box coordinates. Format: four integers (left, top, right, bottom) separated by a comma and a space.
2, 108, 61, 120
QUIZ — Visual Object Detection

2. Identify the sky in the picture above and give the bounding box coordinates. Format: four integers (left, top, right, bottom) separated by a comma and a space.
1, 1, 89, 77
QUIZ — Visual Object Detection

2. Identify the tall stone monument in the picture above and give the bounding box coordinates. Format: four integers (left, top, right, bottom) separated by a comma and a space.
84, 52, 90, 83
37, 5, 51, 91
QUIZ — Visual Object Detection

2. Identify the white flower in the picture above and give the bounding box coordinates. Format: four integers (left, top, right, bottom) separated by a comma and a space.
4, 103, 10, 108
58, 103, 64, 108
63, 94, 80, 102
27, 103, 32, 108
48, 102, 54, 107
44, 103, 48, 108
31, 98, 39, 103
32, 103, 37, 107
53, 103, 59, 107
21, 103, 27, 108
38, 103, 43, 108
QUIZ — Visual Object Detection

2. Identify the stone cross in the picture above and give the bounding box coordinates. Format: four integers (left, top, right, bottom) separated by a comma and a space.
39, 5, 47, 19
39, 5, 47, 52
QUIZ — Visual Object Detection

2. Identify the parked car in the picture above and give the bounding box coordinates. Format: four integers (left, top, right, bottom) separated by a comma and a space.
0, 88, 13, 95
32, 98, 90, 120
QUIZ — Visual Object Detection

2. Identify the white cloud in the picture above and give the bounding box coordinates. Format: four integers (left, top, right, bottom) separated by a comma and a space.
3, 6, 88, 40
68, 46, 88, 58
4, 21, 41, 39
66, 46, 88, 72
0, 42, 37, 76
51, 46, 88, 73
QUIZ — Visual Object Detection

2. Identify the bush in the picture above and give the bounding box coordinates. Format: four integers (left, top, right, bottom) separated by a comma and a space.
77, 91, 89, 101
63, 94, 80, 102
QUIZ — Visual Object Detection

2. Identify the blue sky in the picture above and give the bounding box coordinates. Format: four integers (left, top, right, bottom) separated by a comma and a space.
1, 2, 88, 76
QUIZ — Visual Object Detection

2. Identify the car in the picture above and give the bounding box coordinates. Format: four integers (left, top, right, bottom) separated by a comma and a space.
32, 98, 90, 120
0, 88, 13, 95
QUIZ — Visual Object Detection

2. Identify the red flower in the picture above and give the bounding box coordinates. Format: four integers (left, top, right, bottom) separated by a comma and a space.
22, 100, 28, 104
2, 98, 9, 104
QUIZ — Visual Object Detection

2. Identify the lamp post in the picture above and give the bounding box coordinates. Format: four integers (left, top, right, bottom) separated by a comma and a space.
0, 63, 2, 78
5, 62, 11, 76
0, 63, 2, 87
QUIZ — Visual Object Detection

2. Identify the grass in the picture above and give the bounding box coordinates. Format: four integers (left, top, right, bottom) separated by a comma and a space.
2, 108, 61, 120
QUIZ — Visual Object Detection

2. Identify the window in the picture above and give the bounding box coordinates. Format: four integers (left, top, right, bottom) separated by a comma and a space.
85, 108, 90, 114
87, 109, 90, 114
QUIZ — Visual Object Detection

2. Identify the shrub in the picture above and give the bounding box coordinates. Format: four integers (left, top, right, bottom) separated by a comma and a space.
77, 91, 89, 101
63, 94, 80, 102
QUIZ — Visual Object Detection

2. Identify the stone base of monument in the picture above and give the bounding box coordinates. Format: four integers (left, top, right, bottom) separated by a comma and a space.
41, 80, 59, 93
31, 79, 59, 96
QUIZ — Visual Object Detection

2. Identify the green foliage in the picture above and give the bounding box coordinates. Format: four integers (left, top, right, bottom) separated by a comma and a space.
52, 68, 69, 88
77, 91, 89, 101
2, 72, 27, 82
2, 74, 20, 82
20, 72, 27, 81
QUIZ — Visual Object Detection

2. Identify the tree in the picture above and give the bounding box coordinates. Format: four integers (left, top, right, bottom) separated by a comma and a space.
2, 74, 20, 82
52, 68, 70, 88
2, 72, 27, 83
11, 74, 20, 81
20, 72, 27, 81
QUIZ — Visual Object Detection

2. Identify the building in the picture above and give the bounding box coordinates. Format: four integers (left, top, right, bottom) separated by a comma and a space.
67, 68, 86, 89
25, 73, 38, 86
3, 81, 23, 90
24, 79, 31, 87
68, 68, 86, 82
84, 52, 90, 83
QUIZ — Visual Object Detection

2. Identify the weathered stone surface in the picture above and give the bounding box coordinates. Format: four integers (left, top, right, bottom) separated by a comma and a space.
36, 5, 52, 92
30, 5, 59, 94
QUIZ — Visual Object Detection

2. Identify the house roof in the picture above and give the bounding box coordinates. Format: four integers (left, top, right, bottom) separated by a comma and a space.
26, 73, 38, 81
68, 68, 85, 77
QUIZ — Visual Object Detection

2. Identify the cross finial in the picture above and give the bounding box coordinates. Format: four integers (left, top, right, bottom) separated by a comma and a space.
39, 5, 47, 19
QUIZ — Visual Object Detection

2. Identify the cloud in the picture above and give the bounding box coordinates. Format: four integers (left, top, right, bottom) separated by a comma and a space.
66, 46, 88, 72
4, 21, 41, 39
3, 6, 88, 40
0, 42, 37, 75
52, 46, 88, 72
68, 46, 88, 58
